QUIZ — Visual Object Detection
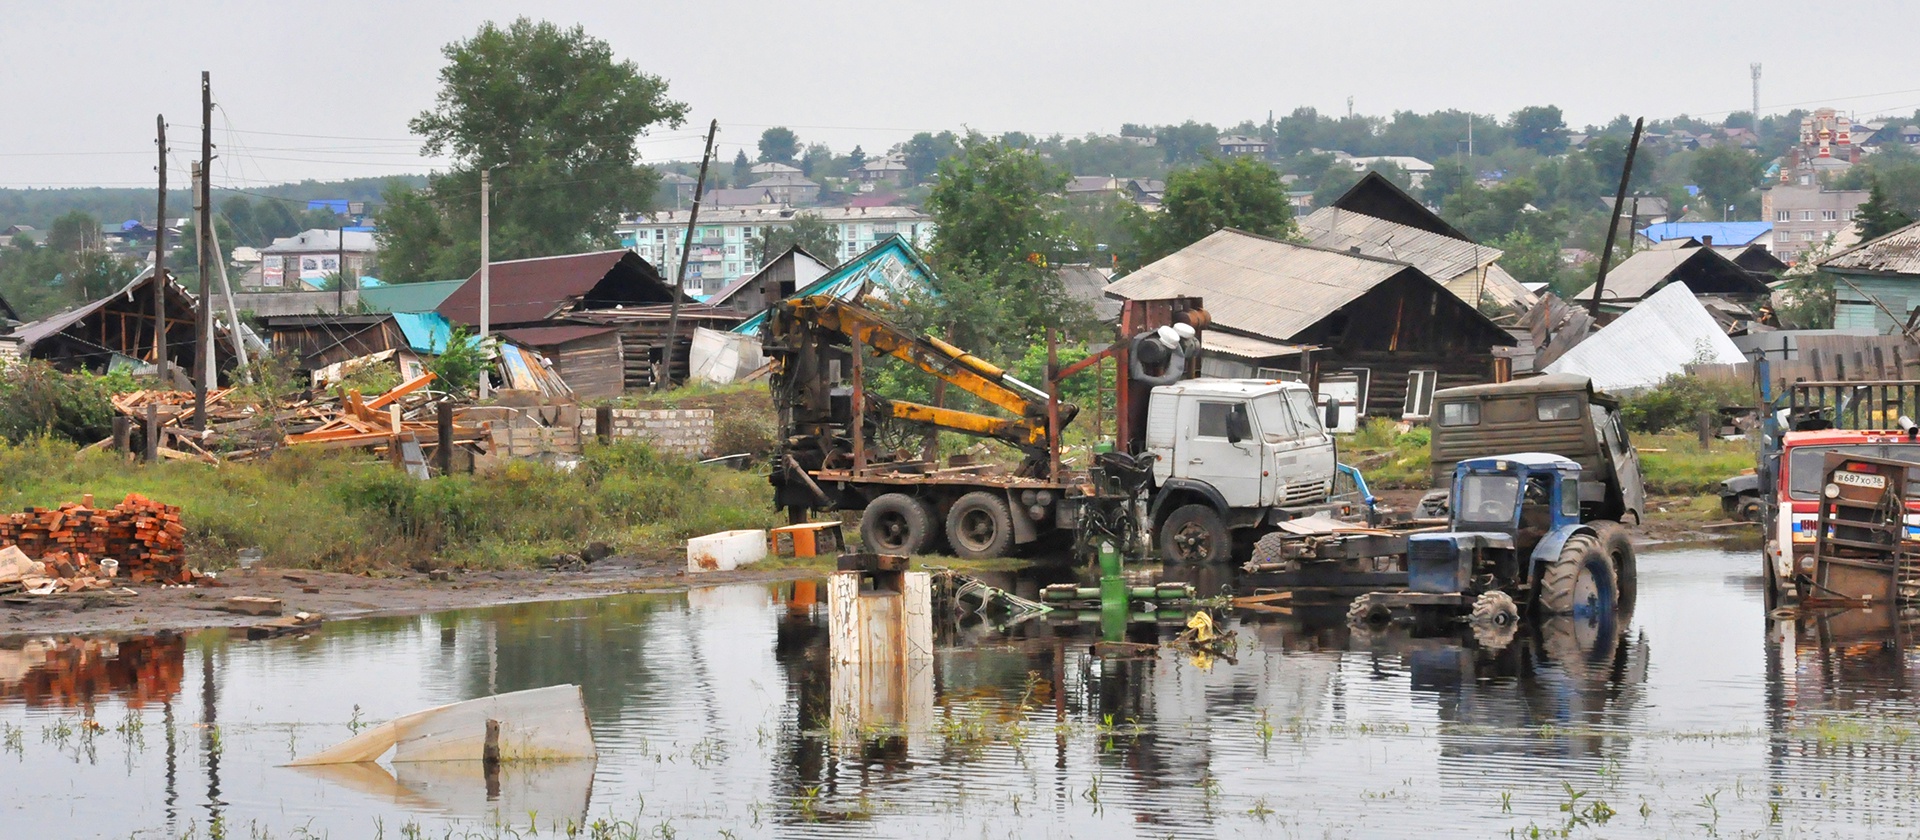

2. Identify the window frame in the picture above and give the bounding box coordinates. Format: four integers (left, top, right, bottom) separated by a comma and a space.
1438, 401, 1481, 427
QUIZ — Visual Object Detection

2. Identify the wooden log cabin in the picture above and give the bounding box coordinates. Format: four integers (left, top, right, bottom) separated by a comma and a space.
1102, 228, 1516, 418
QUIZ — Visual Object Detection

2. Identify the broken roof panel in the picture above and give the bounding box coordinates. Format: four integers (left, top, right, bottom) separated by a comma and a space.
438, 249, 683, 328
1569, 245, 1770, 303
1200, 330, 1305, 361
1820, 218, 1920, 276
732, 235, 936, 335
1543, 283, 1746, 392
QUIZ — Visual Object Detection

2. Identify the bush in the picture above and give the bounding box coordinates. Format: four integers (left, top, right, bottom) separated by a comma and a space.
0, 360, 132, 444
1619, 374, 1753, 434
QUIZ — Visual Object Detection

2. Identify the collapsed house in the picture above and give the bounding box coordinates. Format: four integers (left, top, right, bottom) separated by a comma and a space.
1544, 283, 1747, 392
7, 267, 232, 376
732, 235, 937, 336
1570, 241, 1773, 324
1296, 172, 1537, 314
1103, 228, 1516, 419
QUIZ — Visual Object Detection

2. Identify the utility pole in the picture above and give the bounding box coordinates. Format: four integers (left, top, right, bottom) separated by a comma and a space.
662, 119, 718, 389
335, 223, 346, 312
194, 72, 213, 430
1751, 63, 1762, 126
153, 115, 168, 376
1589, 117, 1646, 321
1467, 114, 1474, 160
478, 167, 491, 399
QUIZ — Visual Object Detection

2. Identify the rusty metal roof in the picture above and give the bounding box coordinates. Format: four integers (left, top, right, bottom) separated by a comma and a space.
1821, 218, 1920, 276
1104, 228, 1417, 340
438, 249, 683, 328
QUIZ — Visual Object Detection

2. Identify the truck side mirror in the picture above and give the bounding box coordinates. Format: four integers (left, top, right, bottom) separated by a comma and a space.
1227, 405, 1252, 443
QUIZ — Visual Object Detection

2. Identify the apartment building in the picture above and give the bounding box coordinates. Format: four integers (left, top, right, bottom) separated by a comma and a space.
1761, 184, 1869, 263
618, 206, 936, 297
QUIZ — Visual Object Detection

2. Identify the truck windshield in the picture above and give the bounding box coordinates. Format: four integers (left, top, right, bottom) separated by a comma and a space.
1458, 473, 1520, 525
1283, 389, 1324, 435
1787, 443, 1920, 500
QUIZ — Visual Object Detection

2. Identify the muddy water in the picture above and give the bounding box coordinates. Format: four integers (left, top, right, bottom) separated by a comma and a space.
4, 546, 1919, 838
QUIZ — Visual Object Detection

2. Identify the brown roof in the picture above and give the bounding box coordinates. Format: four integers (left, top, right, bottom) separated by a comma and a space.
438, 250, 683, 327
496, 325, 618, 347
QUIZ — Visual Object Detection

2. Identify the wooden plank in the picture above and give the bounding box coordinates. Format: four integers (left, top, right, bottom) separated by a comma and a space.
364, 372, 438, 411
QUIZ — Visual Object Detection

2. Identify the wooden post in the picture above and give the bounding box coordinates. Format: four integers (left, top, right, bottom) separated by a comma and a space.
1696, 411, 1715, 448
143, 404, 159, 463
1046, 327, 1061, 482
113, 416, 132, 461
850, 332, 866, 473
436, 402, 455, 475
595, 404, 613, 445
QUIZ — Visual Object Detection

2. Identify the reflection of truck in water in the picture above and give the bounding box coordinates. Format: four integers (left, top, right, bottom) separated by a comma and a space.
1419, 374, 1644, 526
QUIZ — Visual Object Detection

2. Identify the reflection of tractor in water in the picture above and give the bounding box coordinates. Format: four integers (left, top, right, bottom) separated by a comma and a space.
1349, 453, 1636, 629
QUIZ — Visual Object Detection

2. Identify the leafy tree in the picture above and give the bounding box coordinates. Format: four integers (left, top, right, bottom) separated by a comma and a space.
1509, 106, 1568, 154
1310, 167, 1362, 208
427, 326, 487, 396
1856, 178, 1915, 241
1059, 192, 1140, 267
903, 131, 960, 185
252, 199, 300, 244
1443, 179, 1558, 242
746, 213, 841, 267
758, 127, 799, 164
1155, 121, 1219, 166
1134, 156, 1295, 265
801, 144, 837, 180
46, 210, 99, 253
1422, 159, 1471, 207
1689, 145, 1763, 219
170, 215, 240, 274
847, 145, 867, 168
732, 150, 753, 188
378, 18, 687, 283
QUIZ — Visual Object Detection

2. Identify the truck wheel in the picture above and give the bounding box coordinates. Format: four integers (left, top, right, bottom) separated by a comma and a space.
1590, 522, 1637, 611
1470, 590, 1519, 626
861, 493, 937, 556
946, 492, 1015, 560
1537, 533, 1617, 618
1159, 504, 1229, 564
1346, 592, 1392, 626
1736, 495, 1763, 522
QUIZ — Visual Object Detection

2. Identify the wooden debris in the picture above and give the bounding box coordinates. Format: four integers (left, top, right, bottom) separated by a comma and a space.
220, 595, 284, 616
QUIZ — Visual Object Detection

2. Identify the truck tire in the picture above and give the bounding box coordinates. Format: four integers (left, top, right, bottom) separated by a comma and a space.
1736, 494, 1763, 522
1346, 592, 1392, 626
1590, 521, 1637, 611
1159, 504, 1230, 564
1537, 532, 1617, 617
861, 493, 937, 556
1470, 590, 1519, 626
946, 492, 1015, 560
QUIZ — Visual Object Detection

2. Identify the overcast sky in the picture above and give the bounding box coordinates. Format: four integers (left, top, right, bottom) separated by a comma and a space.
7, 0, 1920, 189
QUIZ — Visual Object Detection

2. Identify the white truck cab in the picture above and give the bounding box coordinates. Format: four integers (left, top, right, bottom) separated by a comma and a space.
1143, 380, 1340, 561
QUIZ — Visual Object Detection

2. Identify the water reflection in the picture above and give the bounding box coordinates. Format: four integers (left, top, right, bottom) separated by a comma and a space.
5, 547, 1920, 837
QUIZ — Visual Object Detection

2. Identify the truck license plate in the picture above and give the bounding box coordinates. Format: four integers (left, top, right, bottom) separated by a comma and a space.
1834, 471, 1887, 489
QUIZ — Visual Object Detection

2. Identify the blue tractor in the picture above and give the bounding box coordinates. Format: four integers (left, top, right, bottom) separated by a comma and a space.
1348, 453, 1635, 629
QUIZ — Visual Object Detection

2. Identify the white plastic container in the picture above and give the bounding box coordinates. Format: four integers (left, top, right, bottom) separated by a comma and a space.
686, 530, 768, 573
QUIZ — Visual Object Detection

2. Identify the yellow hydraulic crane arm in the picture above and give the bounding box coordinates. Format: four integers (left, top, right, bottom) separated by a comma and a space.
780, 295, 1056, 433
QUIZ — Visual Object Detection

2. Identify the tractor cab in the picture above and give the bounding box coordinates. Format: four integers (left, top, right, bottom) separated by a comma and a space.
1451, 454, 1583, 542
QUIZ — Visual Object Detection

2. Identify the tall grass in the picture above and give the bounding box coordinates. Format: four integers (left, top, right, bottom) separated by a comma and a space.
0, 438, 779, 571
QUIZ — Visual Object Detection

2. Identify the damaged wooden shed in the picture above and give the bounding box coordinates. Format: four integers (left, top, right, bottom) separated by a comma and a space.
8, 267, 232, 375
1104, 228, 1516, 416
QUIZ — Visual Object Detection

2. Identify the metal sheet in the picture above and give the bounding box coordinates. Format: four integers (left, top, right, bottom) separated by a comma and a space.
1543, 283, 1747, 392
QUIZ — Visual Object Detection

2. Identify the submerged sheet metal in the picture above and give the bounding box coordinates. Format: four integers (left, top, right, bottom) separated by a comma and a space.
1543, 282, 1745, 392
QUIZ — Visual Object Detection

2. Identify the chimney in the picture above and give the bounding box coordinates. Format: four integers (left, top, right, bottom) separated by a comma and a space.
1703, 235, 1713, 247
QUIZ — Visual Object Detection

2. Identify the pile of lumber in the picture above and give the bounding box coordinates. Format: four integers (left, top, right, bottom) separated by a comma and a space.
0, 493, 196, 588
111, 388, 276, 463
283, 372, 487, 458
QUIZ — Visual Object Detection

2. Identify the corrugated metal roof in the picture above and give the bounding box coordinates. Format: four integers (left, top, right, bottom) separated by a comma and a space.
1569, 246, 1766, 302
359, 279, 465, 314
1102, 228, 1413, 340
392, 312, 457, 354
13, 266, 174, 348
1297, 207, 1535, 308
1056, 265, 1121, 321
1636, 221, 1772, 246
1820, 218, 1920, 276
1201, 331, 1304, 360
732, 235, 936, 335
495, 324, 617, 347
1543, 283, 1745, 391
439, 249, 680, 327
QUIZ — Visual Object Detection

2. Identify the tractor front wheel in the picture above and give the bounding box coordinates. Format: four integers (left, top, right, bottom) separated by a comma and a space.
1537, 532, 1618, 618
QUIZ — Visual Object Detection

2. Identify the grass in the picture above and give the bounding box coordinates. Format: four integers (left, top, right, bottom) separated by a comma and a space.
1635, 432, 1753, 495
0, 437, 780, 572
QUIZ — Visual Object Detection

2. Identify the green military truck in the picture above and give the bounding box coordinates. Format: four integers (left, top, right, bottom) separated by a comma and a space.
1417, 374, 1645, 525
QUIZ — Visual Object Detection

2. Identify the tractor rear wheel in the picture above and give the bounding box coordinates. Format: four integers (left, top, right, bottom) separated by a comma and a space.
1590, 521, 1637, 611
860, 493, 937, 556
1537, 532, 1618, 618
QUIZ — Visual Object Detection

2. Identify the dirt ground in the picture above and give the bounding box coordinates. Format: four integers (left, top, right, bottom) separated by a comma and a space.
3, 491, 1753, 639
0, 555, 819, 638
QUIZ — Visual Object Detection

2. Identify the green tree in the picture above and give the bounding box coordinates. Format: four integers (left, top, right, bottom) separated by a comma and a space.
170, 215, 239, 274
758, 127, 799, 164
1443, 179, 1558, 242
379, 18, 688, 283
746, 213, 842, 267
732, 149, 753, 188
801, 143, 837, 180
1422, 159, 1471, 207
1856, 178, 1915, 241
847, 145, 867, 169
1134, 156, 1296, 265
1311, 167, 1362, 208
46, 210, 99, 253
1509, 105, 1568, 154
252, 199, 300, 244
1690, 145, 1763, 219
1155, 121, 1219, 166
903, 131, 960, 185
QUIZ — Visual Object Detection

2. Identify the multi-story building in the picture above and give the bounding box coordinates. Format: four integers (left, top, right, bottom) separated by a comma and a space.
618, 206, 936, 297
1761, 184, 1869, 263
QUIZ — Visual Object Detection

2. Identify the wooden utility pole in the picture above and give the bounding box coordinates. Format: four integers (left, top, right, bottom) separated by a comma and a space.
662, 119, 718, 389
1589, 117, 1645, 320
194, 72, 213, 430
478, 168, 492, 398
153, 115, 168, 372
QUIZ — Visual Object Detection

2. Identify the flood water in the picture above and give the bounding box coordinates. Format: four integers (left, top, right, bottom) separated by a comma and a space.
6, 545, 1920, 838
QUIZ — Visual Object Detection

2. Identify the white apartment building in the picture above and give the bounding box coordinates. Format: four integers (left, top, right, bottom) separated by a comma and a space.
618, 205, 936, 297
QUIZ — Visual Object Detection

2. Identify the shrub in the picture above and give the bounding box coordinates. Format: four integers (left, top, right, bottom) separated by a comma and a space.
1619, 374, 1753, 434
0, 360, 131, 444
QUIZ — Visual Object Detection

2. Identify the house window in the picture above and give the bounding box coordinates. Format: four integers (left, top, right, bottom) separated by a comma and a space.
1776, 231, 1790, 242
1822, 210, 1838, 221
1803, 231, 1817, 241
1775, 210, 1791, 222
1802, 210, 1815, 221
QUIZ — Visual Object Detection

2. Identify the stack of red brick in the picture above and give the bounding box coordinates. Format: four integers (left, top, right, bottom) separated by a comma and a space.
0, 493, 194, 585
